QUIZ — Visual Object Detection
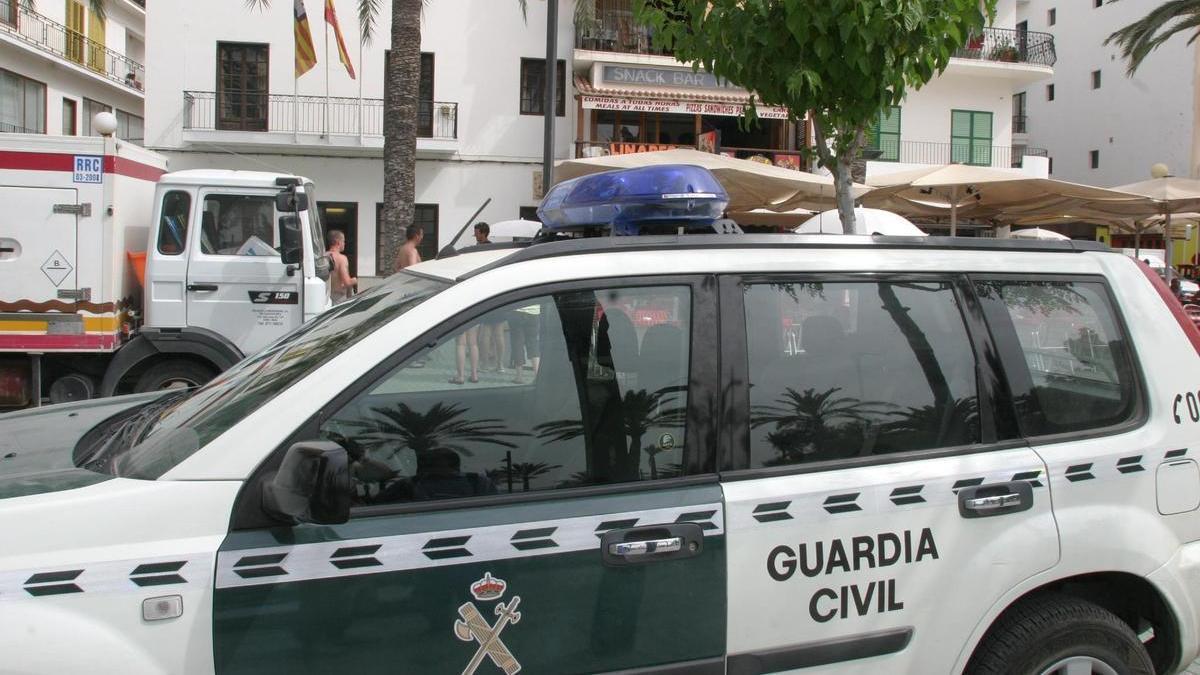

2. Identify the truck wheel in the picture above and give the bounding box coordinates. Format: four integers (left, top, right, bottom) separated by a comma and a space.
133, 360, 215, 393
967, 594, 1153, 675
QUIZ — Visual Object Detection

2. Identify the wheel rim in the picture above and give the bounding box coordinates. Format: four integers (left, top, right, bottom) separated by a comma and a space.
157, 377, 199, 390
1039, 656, 1120, 675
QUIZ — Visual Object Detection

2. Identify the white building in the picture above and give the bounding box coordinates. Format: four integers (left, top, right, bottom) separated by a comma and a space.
146, 0, 1055, 278
1016, 0, 1197, 186
0, 0, 145, 140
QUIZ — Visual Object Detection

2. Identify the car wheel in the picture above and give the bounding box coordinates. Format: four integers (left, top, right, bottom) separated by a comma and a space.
967, 594, 1154, 675
133, 360, 215, 393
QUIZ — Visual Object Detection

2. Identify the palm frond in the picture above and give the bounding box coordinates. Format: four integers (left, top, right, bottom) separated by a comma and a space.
358, 0, 381, 44
1105, 0, 1200, 74
243, 0, 271, 10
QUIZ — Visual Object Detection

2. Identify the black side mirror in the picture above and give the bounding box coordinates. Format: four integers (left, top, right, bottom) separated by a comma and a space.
275, 190, 309, 213
279, 214, 302, 266
263, 441, 351, 525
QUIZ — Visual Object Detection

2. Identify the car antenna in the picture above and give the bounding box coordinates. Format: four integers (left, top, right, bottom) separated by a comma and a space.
437, 198, 492, 259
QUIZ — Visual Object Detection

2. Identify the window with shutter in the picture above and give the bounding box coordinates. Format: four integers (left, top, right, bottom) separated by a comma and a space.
950, 109, 993, 166
869, 106, 901, 161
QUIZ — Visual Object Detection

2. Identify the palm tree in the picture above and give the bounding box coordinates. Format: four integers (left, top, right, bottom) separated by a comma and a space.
1106, 0, 1200, 74
246, 0, 528, 273
751, 386, 895, 464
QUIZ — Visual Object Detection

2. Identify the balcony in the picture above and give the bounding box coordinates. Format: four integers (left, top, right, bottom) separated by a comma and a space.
182, 91, 459, 156
954, 27, 1056, 66
0, 5, 145, 94
870, 140, 1048, 170
575, 0, 671, 57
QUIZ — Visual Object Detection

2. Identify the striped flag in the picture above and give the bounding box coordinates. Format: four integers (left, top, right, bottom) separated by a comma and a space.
294, 0, 317, 77
325, 0, 356, 79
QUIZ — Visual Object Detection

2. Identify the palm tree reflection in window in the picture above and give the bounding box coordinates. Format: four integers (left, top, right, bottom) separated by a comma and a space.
535, 385, 687, 483
337, 401, 527, 503
751, 387, 896, 464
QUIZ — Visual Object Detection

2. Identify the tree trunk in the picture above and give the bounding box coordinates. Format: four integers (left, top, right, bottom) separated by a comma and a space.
382, 0, 422, 275
811, 115, 858, 234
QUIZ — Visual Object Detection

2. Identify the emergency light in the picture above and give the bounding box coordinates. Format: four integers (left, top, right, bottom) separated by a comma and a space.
537, 165, 729, 235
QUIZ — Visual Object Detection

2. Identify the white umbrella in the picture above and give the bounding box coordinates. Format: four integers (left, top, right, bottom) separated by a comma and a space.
487, 219, 542, 242
796, 208, 927, 236
553, 148, 868, 212
1008, 227, 1070, 241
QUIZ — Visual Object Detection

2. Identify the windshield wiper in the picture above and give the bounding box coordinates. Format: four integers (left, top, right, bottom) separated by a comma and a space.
78, 391, 191, 472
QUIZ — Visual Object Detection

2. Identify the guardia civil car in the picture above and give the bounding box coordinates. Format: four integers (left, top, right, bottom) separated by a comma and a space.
4, 166, 1200, 675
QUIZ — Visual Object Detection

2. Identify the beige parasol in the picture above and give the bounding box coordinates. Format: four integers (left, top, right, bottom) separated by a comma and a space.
552, 148, 868, 212
861, 164, 1146, 235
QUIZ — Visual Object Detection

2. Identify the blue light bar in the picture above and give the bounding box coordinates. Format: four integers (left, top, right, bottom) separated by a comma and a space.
538, 165, 729, 235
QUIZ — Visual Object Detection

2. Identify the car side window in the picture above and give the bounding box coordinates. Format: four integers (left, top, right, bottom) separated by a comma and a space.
321, 285, 692, 506
745, 280, 980, 468
974, 279, 1137, 435
157, 191, 191, 255
200, 194, 278, 256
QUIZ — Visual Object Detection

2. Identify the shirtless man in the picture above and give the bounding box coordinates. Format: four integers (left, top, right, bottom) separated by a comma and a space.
394, 225, 424, 271
326, 229, 356, 304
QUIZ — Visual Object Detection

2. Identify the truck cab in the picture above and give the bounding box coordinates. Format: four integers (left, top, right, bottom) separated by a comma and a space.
115, 171, 330, 392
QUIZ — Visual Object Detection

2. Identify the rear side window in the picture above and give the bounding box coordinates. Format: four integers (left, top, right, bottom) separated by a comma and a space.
975, 279, 1138, 436
744, 280, 980, 468
157, 191, 190, 255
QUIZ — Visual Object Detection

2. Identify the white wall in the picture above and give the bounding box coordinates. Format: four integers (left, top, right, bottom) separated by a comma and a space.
146, 0, 576, 161
1017, 0, 1195, 185
902, 69, 1014, 149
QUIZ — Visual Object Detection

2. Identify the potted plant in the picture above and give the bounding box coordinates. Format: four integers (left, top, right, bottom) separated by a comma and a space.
989, 38, 1021, 62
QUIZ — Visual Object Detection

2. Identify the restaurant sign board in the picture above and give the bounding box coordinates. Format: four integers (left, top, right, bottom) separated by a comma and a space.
581, 95, 791, 120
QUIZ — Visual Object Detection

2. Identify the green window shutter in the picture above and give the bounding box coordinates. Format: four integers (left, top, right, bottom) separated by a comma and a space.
951, 110, 993, 166
870, 106, 901, 162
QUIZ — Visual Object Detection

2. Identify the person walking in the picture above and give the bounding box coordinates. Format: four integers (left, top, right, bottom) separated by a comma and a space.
394, 225, 424, 271
326, 229, 356, 304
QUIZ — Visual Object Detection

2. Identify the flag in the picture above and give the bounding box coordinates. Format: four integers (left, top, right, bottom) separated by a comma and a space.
294, 0, 317, 77
325, 0, 356, 79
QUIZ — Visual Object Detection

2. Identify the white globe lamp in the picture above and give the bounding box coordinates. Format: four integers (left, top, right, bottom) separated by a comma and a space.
92, 111, 118, 137
1151, 163, 1171, 179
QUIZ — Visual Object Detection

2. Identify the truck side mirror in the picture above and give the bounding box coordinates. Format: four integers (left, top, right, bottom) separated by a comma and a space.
275, 190, 309, 212
279, 215, 302, 266
263, 441, 351, 525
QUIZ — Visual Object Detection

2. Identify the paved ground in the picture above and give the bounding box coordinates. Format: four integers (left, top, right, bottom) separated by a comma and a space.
1186, 660, 1200, 674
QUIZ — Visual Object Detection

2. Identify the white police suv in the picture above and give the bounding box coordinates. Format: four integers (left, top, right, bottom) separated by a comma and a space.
4, 165, 1200, 675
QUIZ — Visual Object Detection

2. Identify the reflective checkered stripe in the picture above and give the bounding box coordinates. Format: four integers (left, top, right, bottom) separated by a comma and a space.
0, 554, 211, 600
215, 503, 724, 589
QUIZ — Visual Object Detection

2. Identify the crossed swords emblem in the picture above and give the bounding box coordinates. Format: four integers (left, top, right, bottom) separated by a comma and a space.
455, 596, 522, 675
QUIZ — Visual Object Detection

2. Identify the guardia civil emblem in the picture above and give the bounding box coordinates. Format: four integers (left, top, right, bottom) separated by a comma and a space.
455, 572, 522, 675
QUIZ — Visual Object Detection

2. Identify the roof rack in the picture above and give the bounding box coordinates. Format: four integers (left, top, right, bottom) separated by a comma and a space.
458, 233, 1110, 281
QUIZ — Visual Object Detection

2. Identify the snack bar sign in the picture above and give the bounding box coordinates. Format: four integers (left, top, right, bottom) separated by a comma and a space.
581, 96, 790, 120
73, 155, 103, 184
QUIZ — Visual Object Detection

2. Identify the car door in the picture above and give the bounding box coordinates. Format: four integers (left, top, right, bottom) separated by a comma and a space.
212, 278, 726, 674
186, 190, 301, 355
719, 274, 1060, 673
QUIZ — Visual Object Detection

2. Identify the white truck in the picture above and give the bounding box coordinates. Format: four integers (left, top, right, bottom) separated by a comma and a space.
0, 133, 329, 407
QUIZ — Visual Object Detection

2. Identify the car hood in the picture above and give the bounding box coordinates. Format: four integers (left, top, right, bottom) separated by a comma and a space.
0, 394, 159, 499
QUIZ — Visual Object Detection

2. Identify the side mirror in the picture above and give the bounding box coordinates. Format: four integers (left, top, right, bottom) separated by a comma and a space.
279, 214, 302, 266
263, 441, 351, 525
275, 190, 309, 213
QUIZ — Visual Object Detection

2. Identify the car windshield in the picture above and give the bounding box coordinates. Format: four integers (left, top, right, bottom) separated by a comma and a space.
105, 272, 449, 479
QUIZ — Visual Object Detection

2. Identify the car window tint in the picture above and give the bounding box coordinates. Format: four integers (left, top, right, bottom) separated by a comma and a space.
745, 280, 980, 468
321, 285, 692, 506
975, 279, 1136, 435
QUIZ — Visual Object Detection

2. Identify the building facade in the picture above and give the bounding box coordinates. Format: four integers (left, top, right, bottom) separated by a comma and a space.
1016, 0, 1198, 186
0, 0, 145, 140
146, 0, 1055, 278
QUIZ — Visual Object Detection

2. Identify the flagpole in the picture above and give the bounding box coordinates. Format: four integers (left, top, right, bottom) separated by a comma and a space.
324, 9, 330, 138
357, 28, 363, 142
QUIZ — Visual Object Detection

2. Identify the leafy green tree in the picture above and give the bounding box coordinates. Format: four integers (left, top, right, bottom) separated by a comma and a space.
1106, 0, 1200, 74
634, 0, 995, 232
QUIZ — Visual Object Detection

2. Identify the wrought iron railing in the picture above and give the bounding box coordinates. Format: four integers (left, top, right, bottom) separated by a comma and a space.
871, 140, 1047, 169
954, 27, 1056, 67
0, 121, 43, 134
0, 4, 145, 91
183, 91, 459, 140
574, 0, 673, 56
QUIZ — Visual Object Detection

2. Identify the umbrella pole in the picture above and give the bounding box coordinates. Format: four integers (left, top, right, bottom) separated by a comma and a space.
950, 185, 958, 236
1135, 226, 1141, 258
1166, 212, 1174, 281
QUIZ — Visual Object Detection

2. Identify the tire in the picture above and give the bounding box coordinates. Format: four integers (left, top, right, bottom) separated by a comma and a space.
133, 360, 215, 393
966, 594, 1155, 675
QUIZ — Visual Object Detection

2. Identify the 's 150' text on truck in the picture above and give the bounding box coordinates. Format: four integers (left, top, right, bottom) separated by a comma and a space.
0, 133, 329, 407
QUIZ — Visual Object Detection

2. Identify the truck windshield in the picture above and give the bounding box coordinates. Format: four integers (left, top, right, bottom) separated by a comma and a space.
305, 182, 325, 260
108, 272, 449, 479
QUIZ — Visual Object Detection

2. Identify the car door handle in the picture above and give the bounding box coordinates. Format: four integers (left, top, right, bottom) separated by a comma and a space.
187, 283, 219, 292
958, 480, 1034, 519
608, 537, 682, 557
600, 522, 704, 567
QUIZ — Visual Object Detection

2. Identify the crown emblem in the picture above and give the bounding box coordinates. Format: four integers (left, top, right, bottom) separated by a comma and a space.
470, 573, 507, 601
